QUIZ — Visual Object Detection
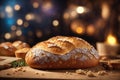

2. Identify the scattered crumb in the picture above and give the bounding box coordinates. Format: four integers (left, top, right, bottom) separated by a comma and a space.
76, 69, 86, 75
35, 72, 39, 75
65, 71, 69, 74
65, 71, 72, 75
14, 70, 18, 72
22, 70, 26, 72
86, 71, 96, 77
17, 67, 23, 71
97, 70, 107, 76
6, 73, 11, 75
101, 56, 109, 60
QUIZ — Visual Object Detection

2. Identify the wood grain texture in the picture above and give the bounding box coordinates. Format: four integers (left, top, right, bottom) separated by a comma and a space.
0, 56, 21, 69
0, 66, 120, 80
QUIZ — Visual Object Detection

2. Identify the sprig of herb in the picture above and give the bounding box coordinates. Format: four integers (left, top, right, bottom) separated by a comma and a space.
11, 59, 27, 68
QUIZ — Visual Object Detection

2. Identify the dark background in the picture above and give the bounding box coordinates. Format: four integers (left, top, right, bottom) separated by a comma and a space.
0, 0, 119, 47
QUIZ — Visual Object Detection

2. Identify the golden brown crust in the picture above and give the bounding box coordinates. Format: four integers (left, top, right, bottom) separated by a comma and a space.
25, 36, 99, 69
0, 42, 16, 56
12, 41, 30, 49
15, 48, 30, 59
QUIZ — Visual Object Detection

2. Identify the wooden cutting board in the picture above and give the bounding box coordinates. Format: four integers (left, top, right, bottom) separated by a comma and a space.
0, 56, 21, 69
0, 66, 120, 80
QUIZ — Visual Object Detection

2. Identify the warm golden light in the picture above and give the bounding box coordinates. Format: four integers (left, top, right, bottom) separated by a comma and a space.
4, 33, 11, 39
63, 12, 69, 19
86, 25, 95, 35
5, 6, 13, 17
16, 30, 22, 36
42, 2, 52, 11
33, 2, 39, 8
76, 6, 85, 14
17, 19, 23, 25
5, 6, 13, 13
106, 34, 117, 45
52, 20, 59, 27
102, 3, 110, 19
71, 20, 84, 34
70, 11, 77, 18
25, 14, 34, 20
76, 27, 84, 34
14, 4, 21, 11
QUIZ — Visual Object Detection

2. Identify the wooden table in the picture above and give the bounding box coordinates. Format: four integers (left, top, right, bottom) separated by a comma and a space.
0, 56, 120, 80
0, 66, 120, 80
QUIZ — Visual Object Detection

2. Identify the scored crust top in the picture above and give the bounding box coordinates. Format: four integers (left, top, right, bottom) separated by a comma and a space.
30, 36, 99, 59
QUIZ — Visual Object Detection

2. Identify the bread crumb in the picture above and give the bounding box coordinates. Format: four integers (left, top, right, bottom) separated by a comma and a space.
65, 71, 69, 74
35, 72, 39, 75
97, 71, 107, 76
6, 73, 11, 75
76, 69, 86, 75
22, 70, 26, 72
17, 67, 23, 71
65, 71, 72, 75
14, 70, 17, 72
86, 71, 95, 77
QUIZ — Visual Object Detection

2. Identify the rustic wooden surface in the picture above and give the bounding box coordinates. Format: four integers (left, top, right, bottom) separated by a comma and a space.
0, 56, 120, 80
0, 66, 120, 80
0, 56, 21, 69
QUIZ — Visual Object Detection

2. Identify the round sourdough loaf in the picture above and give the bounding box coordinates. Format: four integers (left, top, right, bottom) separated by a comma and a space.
25, 36, 99, 69
0, 42, 16, 56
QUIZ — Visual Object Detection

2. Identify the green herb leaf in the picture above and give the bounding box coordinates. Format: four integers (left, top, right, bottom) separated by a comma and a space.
11, 59, 27, 68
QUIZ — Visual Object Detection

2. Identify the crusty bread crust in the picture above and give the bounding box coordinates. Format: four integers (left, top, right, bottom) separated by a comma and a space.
12, 41, 30, 49
0, 42, 16, 56
15, 48, 30, 59
25, 36, 99, 69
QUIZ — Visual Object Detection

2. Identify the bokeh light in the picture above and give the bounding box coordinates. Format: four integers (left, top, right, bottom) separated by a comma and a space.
16, 30, 22, 36
25, 13, 34, 21
86, 25, 95, 35
52, 20, 59, 27
76, 6, 85, 14
17, 19, 23, 26
14, 4, 21, 11
5, 6, 13, 13
63, 12, 70, 19
42, 1, 52, 12
33, 2, 39, 8
71, 20, 85, 34
76, 27, 84, 34
5, 5, 13, 17
101, 3, 110, 19
4, 33, 11, 39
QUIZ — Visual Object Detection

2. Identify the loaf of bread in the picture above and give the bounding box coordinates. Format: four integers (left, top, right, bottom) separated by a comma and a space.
0, 42, 16, 56
0, 41, 30, 57
25, 36, 99, 69
15, 48, 30, 59
12, 41, 30, 50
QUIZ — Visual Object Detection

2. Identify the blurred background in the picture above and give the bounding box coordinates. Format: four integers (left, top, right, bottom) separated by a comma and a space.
0, 0, 119, 47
